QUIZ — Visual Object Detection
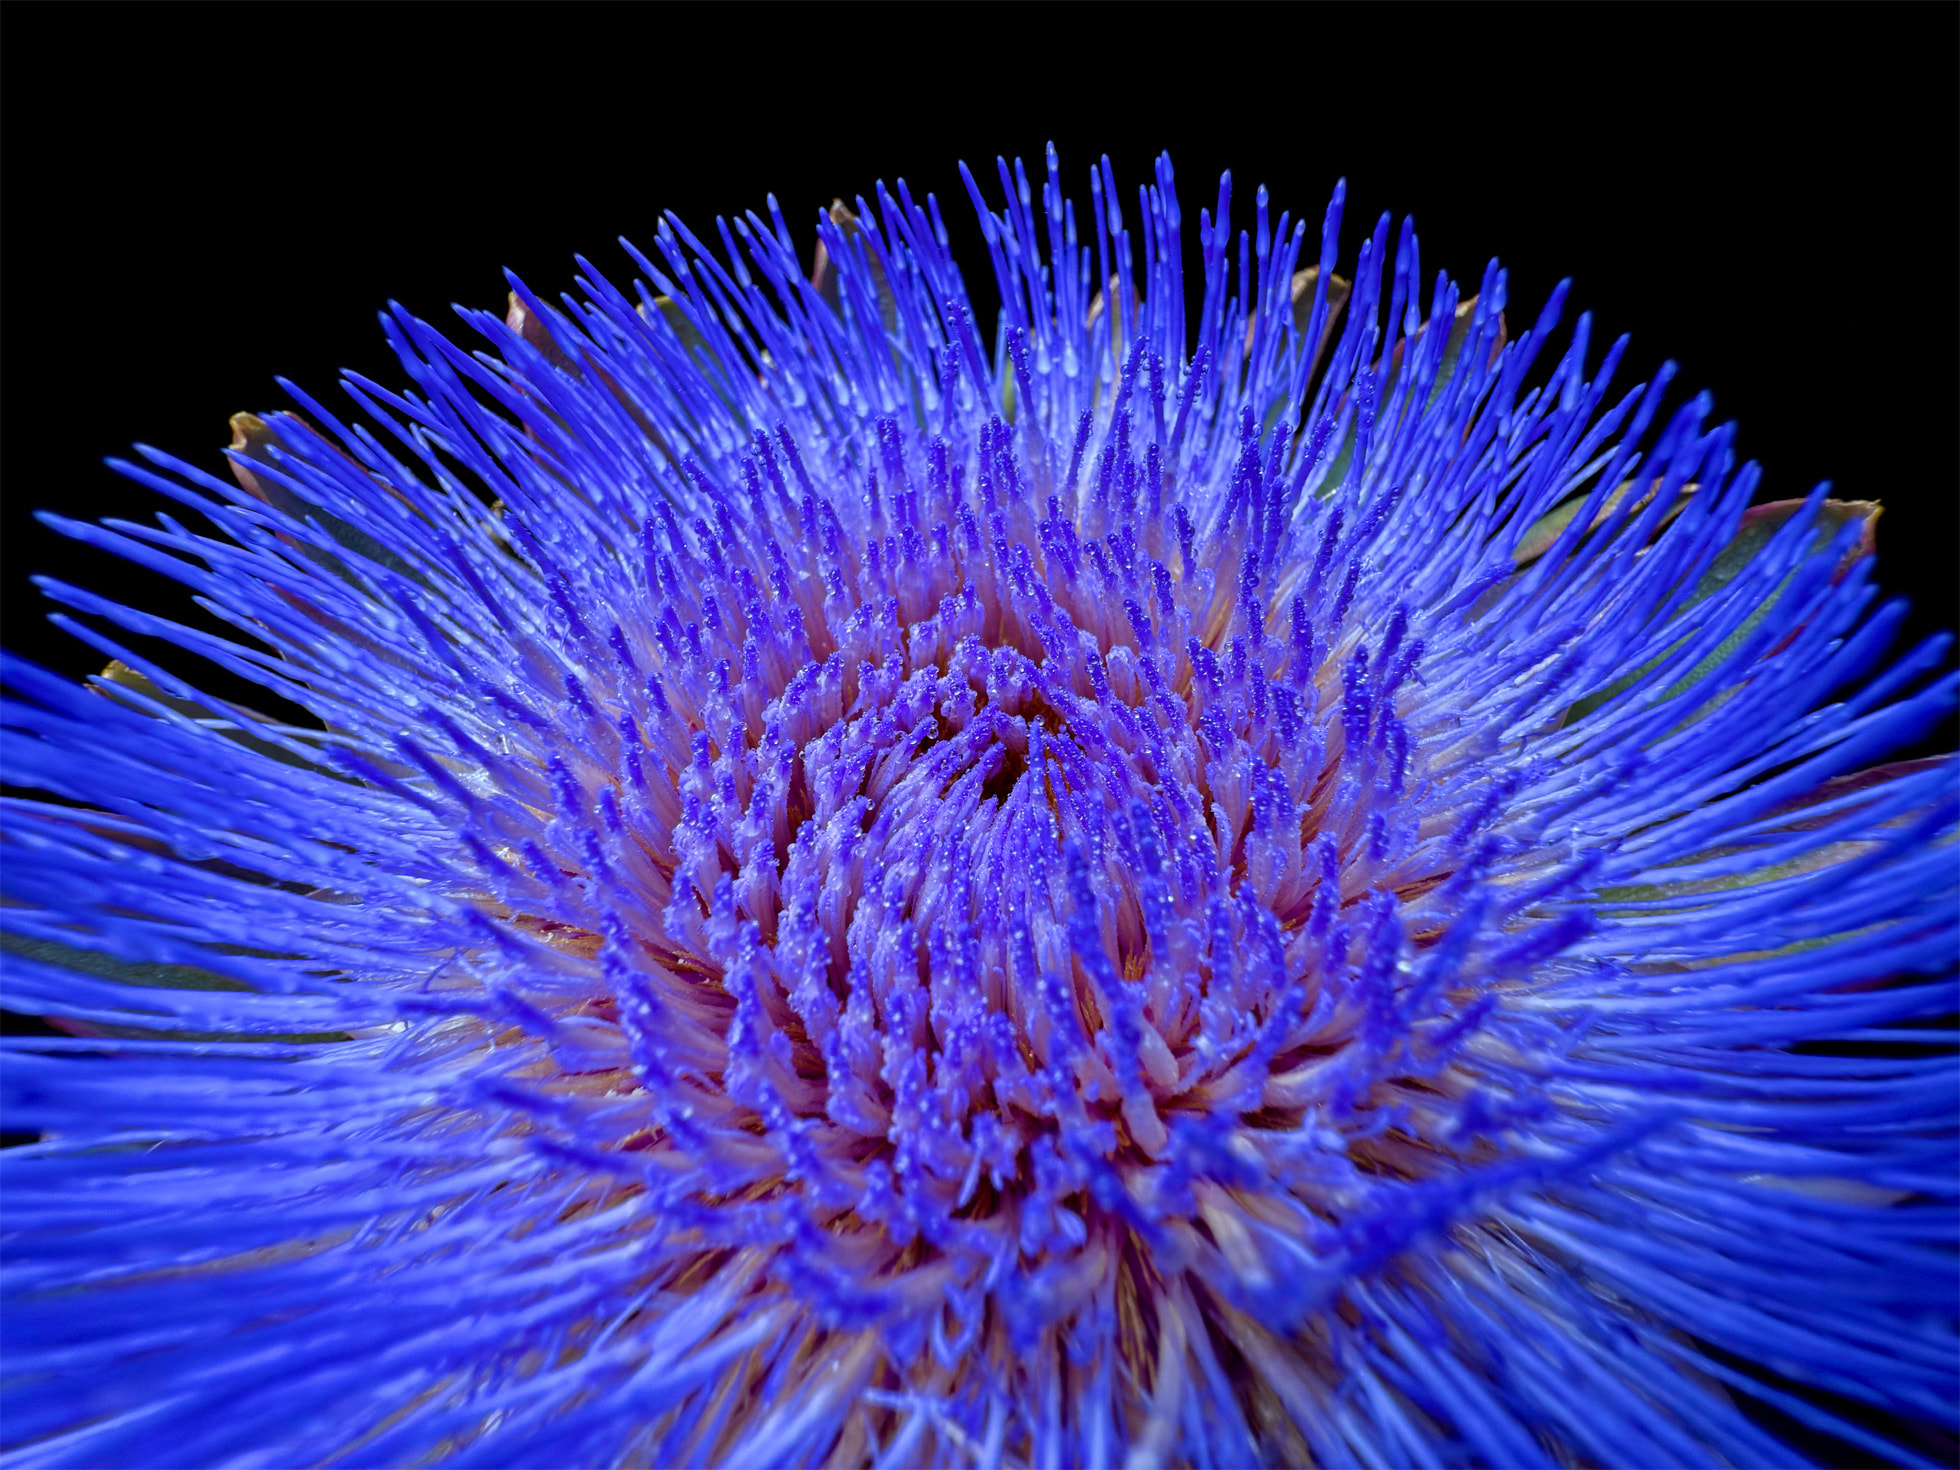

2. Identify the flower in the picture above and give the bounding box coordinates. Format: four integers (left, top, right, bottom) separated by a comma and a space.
2, 146, 1955, 1469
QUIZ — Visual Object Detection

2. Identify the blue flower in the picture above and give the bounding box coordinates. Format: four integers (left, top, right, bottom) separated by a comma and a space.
3, 148, 1955, 1469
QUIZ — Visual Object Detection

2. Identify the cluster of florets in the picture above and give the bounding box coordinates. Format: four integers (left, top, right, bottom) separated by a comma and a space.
2, 149, 1953, 1469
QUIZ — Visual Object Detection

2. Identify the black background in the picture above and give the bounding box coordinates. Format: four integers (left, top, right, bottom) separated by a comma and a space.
2, 7, 1956, 1465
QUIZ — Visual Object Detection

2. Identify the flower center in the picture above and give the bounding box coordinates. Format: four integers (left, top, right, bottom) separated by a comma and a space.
469, 416, 1505, 1350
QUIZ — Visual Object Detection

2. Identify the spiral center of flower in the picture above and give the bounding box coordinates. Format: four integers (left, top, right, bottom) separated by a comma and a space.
455, 399, 1493, 1348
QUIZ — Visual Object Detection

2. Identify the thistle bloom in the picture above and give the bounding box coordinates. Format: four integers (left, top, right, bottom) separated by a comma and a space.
3, 149, 1955, 1470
